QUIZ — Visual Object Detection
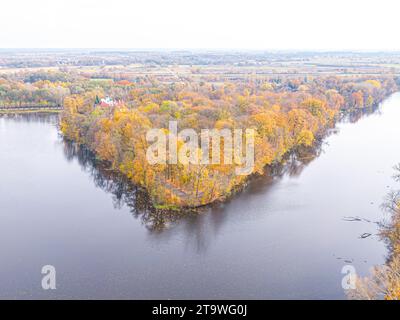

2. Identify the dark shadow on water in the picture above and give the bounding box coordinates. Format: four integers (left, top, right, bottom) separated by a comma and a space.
62, 140, 198, 233
57, 104, 381, 245
60, 136, 325, 237
2, 107, 381, 241
0, 112, 59, 124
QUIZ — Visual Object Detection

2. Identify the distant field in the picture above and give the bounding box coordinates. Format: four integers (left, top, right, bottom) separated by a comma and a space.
1, 51, 400, 82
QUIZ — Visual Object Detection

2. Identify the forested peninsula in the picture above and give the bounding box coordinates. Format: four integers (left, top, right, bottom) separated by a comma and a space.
1, 72, 397, 208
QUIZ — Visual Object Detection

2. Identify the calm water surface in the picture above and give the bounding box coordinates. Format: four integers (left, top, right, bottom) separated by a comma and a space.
1, 94, 400, 299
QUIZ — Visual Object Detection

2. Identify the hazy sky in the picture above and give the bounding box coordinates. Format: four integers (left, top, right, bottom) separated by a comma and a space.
1, 0, 399, 50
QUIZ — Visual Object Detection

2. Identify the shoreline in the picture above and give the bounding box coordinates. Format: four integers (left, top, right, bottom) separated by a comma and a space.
0, 109, 62, 114
61, 102, 376, 213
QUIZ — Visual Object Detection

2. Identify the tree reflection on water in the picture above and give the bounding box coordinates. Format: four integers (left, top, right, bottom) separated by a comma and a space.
59, 104, 381, 236
61, 137, 324, 233
62, 140, 201, 232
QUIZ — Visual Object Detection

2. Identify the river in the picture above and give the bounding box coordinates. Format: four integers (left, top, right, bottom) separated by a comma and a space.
1, 93, 400, 299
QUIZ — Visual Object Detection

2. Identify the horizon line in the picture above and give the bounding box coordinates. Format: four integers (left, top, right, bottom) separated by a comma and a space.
1, 48, 400, 53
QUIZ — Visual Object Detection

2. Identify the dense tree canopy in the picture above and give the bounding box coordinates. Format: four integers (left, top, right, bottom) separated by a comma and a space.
1, 72, 397, 207
54, 74, 397, 208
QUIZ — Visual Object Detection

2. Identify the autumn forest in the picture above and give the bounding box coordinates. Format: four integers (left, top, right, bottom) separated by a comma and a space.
1, 50, 400, 300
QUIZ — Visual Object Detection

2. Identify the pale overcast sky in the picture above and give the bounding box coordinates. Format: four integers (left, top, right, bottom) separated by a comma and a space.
0, 0, 399, 50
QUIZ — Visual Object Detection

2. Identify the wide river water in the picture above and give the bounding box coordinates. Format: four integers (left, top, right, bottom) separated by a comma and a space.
1, 93, 400, 299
